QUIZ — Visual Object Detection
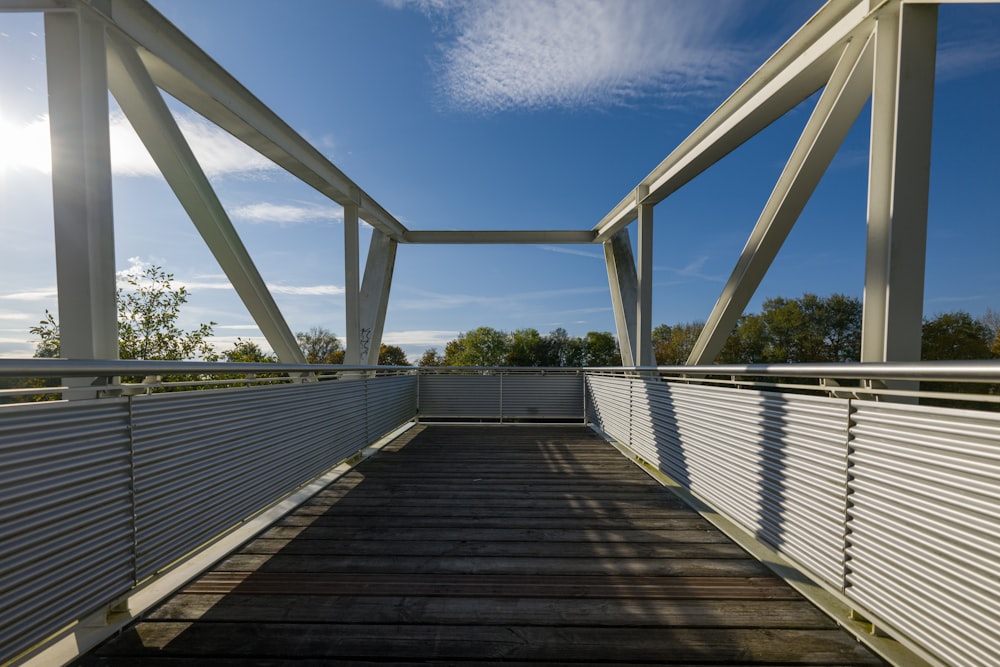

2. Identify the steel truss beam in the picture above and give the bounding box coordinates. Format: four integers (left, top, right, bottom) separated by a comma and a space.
604, 230, 640, 367
359, 231, 398, 366
593, 0, 873, 243
95, 0, 407, 242
689, 30, 876, 365
107, 36, 306, 363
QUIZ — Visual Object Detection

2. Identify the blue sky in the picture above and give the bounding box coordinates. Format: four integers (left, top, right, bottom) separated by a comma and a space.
1, 0, 999, 361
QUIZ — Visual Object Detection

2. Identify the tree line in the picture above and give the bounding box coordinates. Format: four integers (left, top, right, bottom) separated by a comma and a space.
24, 267, 1000, 369
27, 266, 410, 366
419, 294, 1000, 368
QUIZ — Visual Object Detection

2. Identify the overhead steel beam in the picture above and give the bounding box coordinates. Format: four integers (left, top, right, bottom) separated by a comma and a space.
861, 2, 937, 362
107, 36, 306, 364
359, 231, 397, 366
604, 230, 640, 367
344, 203, 362, 366
403, 230, 597, 244
96, 0, 407, 242
45, 9, 118, 363
593, 0, 872, 242
688, 30, 876, 365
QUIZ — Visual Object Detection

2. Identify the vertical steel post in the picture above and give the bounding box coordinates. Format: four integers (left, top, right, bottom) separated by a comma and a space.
861, 2, 937, 363
344, 201, 361, 365
45, 11, 117, 363
636, 186, 654, 367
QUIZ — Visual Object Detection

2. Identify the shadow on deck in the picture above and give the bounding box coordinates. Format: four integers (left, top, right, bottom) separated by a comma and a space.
79, 424, 883, 665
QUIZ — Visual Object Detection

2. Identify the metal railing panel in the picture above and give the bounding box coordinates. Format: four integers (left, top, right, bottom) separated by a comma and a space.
848, 401, 1000, 667
131, 381, 367, 579
585, 375, 631, 444
418, 374, 502, 419
365, 374, 418, 442
609, 379, 850, 589
0, 400, 134, 662
502, 375, 584, 419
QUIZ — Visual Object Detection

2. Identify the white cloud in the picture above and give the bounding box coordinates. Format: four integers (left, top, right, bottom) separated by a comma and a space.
390, 0, 756, 112
0, 288, 57, 301
231, 202, 343, 225
382, 329, 460, 347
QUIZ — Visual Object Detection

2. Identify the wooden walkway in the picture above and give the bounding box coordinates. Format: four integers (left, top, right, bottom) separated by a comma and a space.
81, 425, 883, 665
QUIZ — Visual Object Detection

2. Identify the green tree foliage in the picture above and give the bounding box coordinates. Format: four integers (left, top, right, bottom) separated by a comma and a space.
378, 344, 411, 366
436, 327, 620, 367
296, 326, 343, 364
508, 328, 549, 366
418, 348, 445, 367
922, 312, 993, 360
715, 293, 862, 364
444, 326, 511, 366
581, 331, 620, 366
222, 338, 277, 363
652, 322, 703, 365
30, 266, 216, 362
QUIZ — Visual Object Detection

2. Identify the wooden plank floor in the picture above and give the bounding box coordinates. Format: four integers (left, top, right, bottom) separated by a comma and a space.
80, 425, 884, 665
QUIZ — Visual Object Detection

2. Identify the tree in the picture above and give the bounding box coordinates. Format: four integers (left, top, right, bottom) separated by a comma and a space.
418, 348, 445, 367
222, 338, 277, 363
296, 326, 343, 364
378, 344, 411, 366
507, 328, 548, 366
582, 331, 620, 367
653, 322, 703, 365
444, 326, 510, 366
546, 327, 585, 367
30, 265, 216, 361
922, 312, 993, 360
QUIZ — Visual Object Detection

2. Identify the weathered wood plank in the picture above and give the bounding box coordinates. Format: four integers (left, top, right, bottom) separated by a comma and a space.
80, 425, 884, 666
149, 593, 837, 628
94, 622, 884, 664
240, 537, 749, 558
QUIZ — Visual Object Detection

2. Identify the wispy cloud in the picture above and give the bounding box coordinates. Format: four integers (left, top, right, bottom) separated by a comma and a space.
231, 202, 343, 225
118, 256, 344, 297
937, 38, 1000, 82
539, 245, 603, 259
1, 111, 278, 177
655, 255, 724, 283
0, 287, 58, 301
395, 285, 607, 310
387, 0, 760, 112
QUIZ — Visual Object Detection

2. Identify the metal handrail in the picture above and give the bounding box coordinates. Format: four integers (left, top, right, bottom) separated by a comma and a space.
4, 358, 1000, 381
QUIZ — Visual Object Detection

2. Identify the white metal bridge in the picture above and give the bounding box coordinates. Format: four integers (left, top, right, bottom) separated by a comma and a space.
1, 1, 999, 665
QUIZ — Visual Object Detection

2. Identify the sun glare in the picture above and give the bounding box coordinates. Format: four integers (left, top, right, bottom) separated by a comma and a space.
0, 110, 52, 174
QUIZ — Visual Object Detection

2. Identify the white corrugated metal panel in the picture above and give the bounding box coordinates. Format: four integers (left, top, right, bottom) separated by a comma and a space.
848, 401, 1000, 667
502, 375, 584, 419
131, 381, 367, 578
628, 381, 850, 588
366, 375, 417, 442
0, 400, 133, 661
585, 375, 631, 444
418, 374, 502, 419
